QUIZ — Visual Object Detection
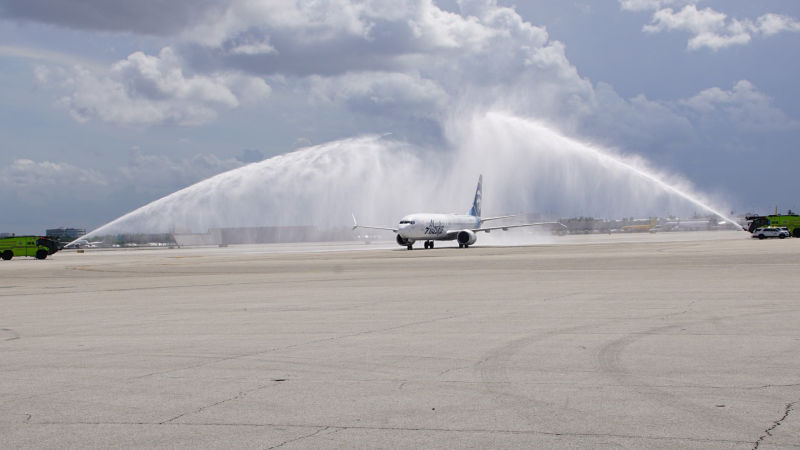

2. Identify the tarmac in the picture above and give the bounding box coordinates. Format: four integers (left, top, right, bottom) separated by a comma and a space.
1, 231, 799, 449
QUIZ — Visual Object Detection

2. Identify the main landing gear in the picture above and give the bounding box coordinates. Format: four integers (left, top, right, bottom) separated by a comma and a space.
407, 241, 441, 250
408, 241, 436, 250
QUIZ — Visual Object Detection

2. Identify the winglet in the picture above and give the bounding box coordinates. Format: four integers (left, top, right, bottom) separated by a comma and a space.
351, 214, 359, 230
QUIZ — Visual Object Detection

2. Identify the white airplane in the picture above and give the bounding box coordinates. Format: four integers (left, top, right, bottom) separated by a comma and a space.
353, 175, 563, 249
63, 238, 103, 249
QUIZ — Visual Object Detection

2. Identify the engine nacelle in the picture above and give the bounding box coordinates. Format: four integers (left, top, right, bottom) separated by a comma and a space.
457, 230, 477, 246
396, 234, 413, 247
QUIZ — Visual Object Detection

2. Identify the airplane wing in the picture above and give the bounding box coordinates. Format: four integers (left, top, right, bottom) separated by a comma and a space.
352, 214, 398, 233
471, 221, 566, 233
479, 214, 523, 223
355, 225, 398, 232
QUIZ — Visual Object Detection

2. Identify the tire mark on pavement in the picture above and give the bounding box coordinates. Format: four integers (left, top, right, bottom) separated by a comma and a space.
597, 308, 800, 439
0, 328, 19, 341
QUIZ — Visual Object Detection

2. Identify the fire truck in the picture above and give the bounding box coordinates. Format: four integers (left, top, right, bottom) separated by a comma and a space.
0, 236, 61, 260
746, 214, 800, 238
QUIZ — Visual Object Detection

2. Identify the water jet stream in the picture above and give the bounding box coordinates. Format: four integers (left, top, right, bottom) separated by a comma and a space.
77, 111, 742, 243
479, 112, 741, 228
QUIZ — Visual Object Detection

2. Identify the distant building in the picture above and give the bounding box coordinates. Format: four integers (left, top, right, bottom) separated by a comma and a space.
173, 226, 355, 246
0, 232, 15, 238
46, 228, 86, 241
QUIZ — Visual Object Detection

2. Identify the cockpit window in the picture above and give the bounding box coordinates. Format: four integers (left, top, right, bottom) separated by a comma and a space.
399, 220, 416, 225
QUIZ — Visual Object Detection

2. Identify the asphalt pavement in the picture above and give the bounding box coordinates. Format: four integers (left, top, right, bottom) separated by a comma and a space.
1, 231, 798, 449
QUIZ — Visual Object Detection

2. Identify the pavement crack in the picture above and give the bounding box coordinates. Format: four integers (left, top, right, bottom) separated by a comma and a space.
752, 383, 800, 390
753, 400, 797, 449
267, 426, 330, 449
160, 383, 273, 424
18, 420, 768, 445
131, 314, 461, 380
439, 365, 471, 377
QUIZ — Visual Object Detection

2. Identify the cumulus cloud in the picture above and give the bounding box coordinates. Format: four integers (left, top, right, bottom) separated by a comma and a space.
2, 158, 106, 188
0, 153, 246, 230
56, 47, 270, 126
580, 82, 695, 148
119, 149, 243, 194
180, 1, 378, 49
570, 78, 798, 174
237, 148, 264, 163
229, 41, 277, 56
0, 152, 243, 211
8, 0, 799, 160
618, 0, 691, 12
623, 2, 800, 51
756, 13, 800, 36
24, 0, 597, 131
0, 158, 109, 228
308, 71, 449, 119
0, 44, 103, 70
0, 159, 108, 208
644, 5, 724, 34
0, 0, 221, 35
680, 80, 799, 131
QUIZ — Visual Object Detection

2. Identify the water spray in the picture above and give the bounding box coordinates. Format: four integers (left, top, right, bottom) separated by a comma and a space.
75, 111, 745, 244
482, 113, 742, 229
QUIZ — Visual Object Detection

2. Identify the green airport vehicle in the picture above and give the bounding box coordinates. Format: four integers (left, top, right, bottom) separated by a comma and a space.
0, 236, 60, 260
747, 214, 800, 238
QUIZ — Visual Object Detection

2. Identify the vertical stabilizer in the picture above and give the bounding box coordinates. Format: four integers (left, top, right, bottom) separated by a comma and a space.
469, 175, 482, 217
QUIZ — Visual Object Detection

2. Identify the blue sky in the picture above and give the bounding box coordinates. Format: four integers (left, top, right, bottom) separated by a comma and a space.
1, 0, 799, 234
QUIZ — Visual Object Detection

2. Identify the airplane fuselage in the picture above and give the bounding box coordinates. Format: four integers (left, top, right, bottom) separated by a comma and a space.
397, 213, 479, 242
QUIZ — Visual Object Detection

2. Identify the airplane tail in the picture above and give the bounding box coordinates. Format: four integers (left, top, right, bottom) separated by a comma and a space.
468, 174, 482, 218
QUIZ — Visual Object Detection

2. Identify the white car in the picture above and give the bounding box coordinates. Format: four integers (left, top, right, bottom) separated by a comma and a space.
752, 227, 790, 239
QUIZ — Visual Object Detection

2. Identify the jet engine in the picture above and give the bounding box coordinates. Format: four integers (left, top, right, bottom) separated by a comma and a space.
396, 234, 413, 247
457, 230, 477, 247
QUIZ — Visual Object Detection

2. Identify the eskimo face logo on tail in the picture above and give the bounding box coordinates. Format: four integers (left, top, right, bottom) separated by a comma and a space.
470, 175, 482, 217
425, 220, 445, 235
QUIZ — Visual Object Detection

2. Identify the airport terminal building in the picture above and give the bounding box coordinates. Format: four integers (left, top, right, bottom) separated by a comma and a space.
46, 227, 86, 241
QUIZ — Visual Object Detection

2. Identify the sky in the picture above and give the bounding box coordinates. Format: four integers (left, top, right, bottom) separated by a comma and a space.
1, 0, 799, 234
